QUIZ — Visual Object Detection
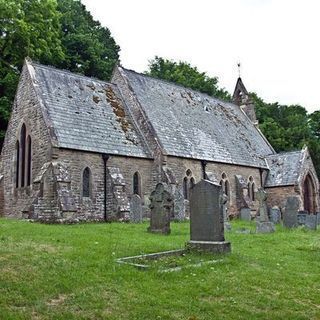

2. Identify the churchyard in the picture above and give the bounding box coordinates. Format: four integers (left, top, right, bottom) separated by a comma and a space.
0, 218, 319, 320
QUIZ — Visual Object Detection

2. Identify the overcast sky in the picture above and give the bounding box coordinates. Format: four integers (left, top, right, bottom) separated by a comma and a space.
81, 0, 320, 113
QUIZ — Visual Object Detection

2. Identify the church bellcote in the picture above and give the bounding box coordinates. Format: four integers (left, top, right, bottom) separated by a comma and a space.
232, 77, 257, 124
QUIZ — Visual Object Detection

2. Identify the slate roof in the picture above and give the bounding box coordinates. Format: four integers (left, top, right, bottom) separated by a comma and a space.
29, 62, 151, 158
265, 151, 303, 187
120, 68, 275, 168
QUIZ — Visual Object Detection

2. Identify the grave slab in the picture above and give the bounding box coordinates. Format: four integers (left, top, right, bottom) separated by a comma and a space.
147, 183, 173, 234
187, 180, 231, 253
283, 196, 299, 228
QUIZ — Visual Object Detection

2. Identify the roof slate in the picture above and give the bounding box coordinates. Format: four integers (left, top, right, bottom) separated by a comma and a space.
30, 62, 151, 158
120, 68, 274, 168
265, 151, 303, 187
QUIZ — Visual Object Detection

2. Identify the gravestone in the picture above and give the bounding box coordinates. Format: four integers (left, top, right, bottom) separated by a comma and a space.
256, 188, 275, 233
173, 189, 186, 221
297, 212, 307, 225
240, 207, 251, 221
221, 193, 231, 231
283, 196, 299, 228
317, 213, 320, 226
305, 214, 318, 230
147, 183, 173, 234
187, 180, 231, 253
130, 194, 143, 223
269, 206, 281, 224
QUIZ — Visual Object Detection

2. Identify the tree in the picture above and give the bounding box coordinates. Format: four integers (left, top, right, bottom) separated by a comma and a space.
308, 110, 320, 139
252, 93, 312, 148
57, 0, 119, 81
258, 117, 287, 152
146, 57, 231, 101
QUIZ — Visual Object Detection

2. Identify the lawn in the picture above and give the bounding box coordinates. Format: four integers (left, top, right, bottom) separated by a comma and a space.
0, 218, 319, 320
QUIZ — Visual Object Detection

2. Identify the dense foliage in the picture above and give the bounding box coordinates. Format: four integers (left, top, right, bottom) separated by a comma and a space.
146, 57, 320, 176
57, 0, 119, 80
0, 0, 119, 146
147, 56, 231, 101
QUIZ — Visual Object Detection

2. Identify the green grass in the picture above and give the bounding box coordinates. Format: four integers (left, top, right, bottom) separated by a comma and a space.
0, 218, 319, 320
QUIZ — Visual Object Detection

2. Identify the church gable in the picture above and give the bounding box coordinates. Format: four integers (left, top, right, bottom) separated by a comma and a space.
117, 67, 274, 169
0, 60, 54, 216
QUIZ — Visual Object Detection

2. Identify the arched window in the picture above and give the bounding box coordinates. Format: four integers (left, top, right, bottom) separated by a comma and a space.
133, 171, 141, 196
82, 167, 91, 197
190, 177, 195, 188
247, 183, 252, 199
248, 176, 254, 201
225, 180, 229, 196
15, 124, 32, 188
26, 135, 32, 186
15, 141, 19, 188
20, 124, 26, 187
183, 170, 196, 200
183, 177, 188, 199
251, 183, 255, 201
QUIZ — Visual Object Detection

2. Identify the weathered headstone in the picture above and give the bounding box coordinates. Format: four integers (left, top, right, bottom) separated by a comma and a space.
221, 193, 231, 231
269, 206, 281, 224
305, 214, 318, 230
256, 189, 268, 222
130, 194, 143, 223
173, 189, 186, 221
240, 207, 251, 221
317, 213, 320, 226
256, 188, 275, 233
187, 180, 231, 253
147, 183, 173, 234
297, 212, 307, 226
283, 196, 299, 228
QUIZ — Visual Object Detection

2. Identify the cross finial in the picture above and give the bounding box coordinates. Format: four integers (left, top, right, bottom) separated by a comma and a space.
237, 61, 241, 78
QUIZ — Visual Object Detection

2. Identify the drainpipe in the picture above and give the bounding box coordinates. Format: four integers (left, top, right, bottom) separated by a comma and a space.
102, 154, 110, 222
201, 160, 208, 180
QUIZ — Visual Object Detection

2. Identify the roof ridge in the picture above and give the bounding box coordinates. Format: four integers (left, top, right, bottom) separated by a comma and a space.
267, 150, 302, 157
120, 66, 233, 106
31, 60, 114, 86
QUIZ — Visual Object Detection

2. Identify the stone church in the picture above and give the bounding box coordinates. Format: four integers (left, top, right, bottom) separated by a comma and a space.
0, 58, 318, 222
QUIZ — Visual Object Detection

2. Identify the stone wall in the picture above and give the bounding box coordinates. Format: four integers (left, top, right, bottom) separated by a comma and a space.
265, 185, 297, 211
0, 63, 53, 217
166, 155, 263, 216
56, 149, 155, 220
